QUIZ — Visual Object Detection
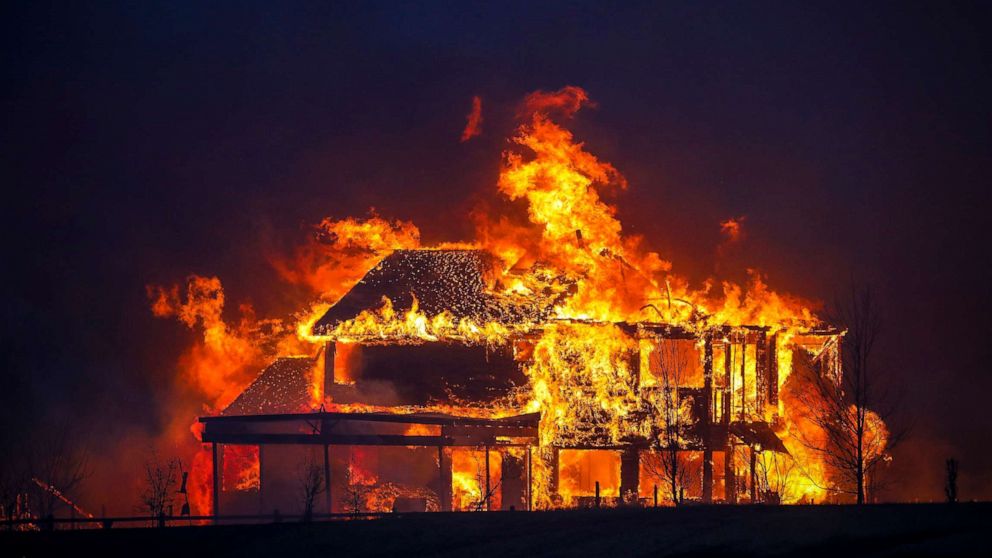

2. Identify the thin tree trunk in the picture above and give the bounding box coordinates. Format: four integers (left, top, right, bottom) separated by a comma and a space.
670, 447, 678, 505
857, 425, 865, 505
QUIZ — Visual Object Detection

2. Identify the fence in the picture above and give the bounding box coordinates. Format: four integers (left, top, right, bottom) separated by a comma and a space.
2, 511, 394, 530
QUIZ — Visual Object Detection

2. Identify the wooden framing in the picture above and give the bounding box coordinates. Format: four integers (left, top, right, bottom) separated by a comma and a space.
204, 321, 836, 511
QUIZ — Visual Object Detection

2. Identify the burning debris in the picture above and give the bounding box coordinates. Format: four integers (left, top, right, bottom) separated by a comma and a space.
149, 86, 889, 517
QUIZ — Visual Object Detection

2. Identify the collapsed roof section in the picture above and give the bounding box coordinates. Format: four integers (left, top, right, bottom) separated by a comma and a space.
309, 249, 839, 345
221, 356, 316, 416
310, 249, 561, 336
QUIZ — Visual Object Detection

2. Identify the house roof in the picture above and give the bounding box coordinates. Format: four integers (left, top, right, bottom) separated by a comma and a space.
311, 249, 553, 335
221, 356, 316, 416
730, 421, 790, 454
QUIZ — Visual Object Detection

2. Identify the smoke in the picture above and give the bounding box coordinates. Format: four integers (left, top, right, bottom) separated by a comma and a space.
268, 214, 421, 302
715, 216, 747, 274
517, 86, 593, 120
720, 217, 746, 245
145, 276, 270, 410
460, 96, 483, 142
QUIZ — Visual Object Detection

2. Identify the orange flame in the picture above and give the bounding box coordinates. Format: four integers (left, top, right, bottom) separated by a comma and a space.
150, 85, 885, 511
271, 214, 420, 302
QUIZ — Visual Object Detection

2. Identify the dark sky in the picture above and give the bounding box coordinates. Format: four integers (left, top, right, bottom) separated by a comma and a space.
2, 1, 991, 503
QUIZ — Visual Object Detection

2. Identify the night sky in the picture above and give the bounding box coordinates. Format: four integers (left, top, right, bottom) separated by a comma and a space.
2, 1, 991, 506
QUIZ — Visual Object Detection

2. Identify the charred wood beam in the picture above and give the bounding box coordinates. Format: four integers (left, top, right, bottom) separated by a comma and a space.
546, 447, 560, 498
442, 425, 538, 439
527, 446, 533, 511
709, 325, 771, 336
634, 323, 699, 339
324, 341, 336, 394
749, 446, 757, 503
739, 338, 747, 421
211, 442, 220, 523
631, 346, 641, 393
768, 334, 779, 406
723, 343, 732, 425
201, 411, 540, 428
705, 424, 731, 447
438, 447, 452, 512
756, 331, 767, 411
702, 337, 713, 426
800, 327, 844, 336
202, 433, 450, 446
202, 431, 538, 447
703, 336, 714, 504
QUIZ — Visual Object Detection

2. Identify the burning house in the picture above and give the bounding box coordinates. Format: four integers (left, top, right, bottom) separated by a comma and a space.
149, 86, 869, 518
200, 248, 843, 515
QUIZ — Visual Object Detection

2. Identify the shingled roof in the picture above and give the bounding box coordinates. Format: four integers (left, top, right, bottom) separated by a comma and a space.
222, 357, 316, 416
311, 249, 553, 335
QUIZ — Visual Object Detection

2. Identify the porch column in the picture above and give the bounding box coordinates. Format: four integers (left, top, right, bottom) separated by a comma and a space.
756, 332, 768, 411
323, 341, 336, 395
749, 446, 757, 503
485, 446, 491, 511
768, 334, 779, 406
548, 447, 560, 498
438, 447, 452, 511
526, 446, 533, 511
702, 336, 714, 504
211, 442, 220, 523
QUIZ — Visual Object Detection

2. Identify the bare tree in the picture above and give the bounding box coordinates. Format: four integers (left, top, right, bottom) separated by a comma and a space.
0, 454, 30, 525
139, 451, 180, 519
298, 453, 325, 522
755, 451, 797, 504
469, 449, 500, 512
793, 283, 900, 504
645, 338, 697, 505
342, 464, 371, 516
642, 450, 699, 505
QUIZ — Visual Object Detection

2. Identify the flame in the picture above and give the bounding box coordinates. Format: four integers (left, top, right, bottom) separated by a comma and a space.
271, 214, 421, 302
451, 449, 501, 511
558, 450, 620, 506
149, 85, 888, 512
495, 88, 670, 322
326, 295, 517, 346
147, 276, 266, 408
226, 445, 260, 492
146, 275, 318, 514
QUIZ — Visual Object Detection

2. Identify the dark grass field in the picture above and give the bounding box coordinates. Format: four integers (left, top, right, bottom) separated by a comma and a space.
3, 503, 988, 558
